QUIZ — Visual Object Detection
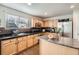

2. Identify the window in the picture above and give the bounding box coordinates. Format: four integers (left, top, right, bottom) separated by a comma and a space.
5, 14, 31, 29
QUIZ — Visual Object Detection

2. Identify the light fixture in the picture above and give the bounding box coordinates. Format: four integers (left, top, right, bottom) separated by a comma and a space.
27, 3, 32, 6
70, 5, 75, 9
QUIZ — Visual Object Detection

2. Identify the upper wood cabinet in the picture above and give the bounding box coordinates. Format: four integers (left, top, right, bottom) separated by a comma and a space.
31, 17, 58, 28
43, 20, 49, 27
32, 17, 44, 27
43, 20, 58, 27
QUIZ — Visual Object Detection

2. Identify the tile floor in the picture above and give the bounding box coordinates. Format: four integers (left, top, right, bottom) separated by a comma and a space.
18, 44, 39, 55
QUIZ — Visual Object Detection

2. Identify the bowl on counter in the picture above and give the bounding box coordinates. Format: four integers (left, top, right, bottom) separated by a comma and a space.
48, 33, 59, 41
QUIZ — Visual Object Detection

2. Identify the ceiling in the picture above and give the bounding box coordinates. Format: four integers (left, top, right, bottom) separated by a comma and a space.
1, 3, 79, 18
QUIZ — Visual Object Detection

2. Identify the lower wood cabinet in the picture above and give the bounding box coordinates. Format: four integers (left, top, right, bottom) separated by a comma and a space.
1, 34, 39, 55
17, 41, 26, 52
23, 36, 28, 48
27, 36, 34, 48
17, 37, 27, 52
1, 39, 17, 55
33, 36, 39, 45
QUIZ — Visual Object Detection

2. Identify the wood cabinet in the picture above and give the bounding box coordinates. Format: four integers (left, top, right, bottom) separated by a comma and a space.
32, 17, 58, 27
33, 35, 39, 45
33, 37, 38, 45
27, 35, 34, 48
43, 19, 58, 27
27, 35, 39, 48
17, 37, 27, 52
32, 17, 44, 27
1, 39, 17, 55
43, 20, 49, 27
1, 34, 39, 55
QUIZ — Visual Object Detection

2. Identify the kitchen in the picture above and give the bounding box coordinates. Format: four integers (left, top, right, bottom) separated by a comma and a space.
0, 3, 79, 55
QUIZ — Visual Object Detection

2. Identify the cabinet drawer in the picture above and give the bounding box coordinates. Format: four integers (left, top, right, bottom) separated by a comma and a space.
10, 39, 17, 43
34, 39, 38, 45
22, 36, 27, 41
18, 37, 23, 42
1, 40, 11, 45
27, 37, 33, 48
18, 41, 26, 52
1, 38, 17, 45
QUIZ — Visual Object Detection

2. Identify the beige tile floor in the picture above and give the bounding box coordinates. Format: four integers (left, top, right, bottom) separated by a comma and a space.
18, 44, 39, 55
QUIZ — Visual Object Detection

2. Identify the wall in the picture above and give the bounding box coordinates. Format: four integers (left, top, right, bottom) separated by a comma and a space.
0, 5, 36, 28
44, 14, 72, 20
73, 8, 79, 39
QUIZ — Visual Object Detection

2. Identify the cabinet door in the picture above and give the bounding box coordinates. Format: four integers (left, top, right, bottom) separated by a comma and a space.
18, 41, 26, 52
22, 36, 28, 48
1, 42, 17, 55
44, 21, 49, 27
33, 36, 38, 45
1, 40, 11, 45
17, 37, 27, 52
27, 36, 34, 48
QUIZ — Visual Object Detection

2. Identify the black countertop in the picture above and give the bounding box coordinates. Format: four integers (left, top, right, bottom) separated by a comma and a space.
0, 32, 40, 41
39, 35, 79, 49
0, 31, 53, 41
0, 27, 55, 41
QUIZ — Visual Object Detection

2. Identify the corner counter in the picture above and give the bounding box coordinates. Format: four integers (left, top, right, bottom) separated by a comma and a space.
0, 33, 40, 55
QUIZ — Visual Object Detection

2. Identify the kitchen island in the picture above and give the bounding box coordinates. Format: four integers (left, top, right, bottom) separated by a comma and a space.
39, 35, 79, 55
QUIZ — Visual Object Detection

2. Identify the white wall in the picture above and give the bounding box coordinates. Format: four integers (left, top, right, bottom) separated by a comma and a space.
44, 14, 73, 20
73, 8, 79, 39
0, 5, 33, 28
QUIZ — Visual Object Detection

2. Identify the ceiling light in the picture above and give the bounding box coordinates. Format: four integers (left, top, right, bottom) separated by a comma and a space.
27, 3, 32, 6
44, 12, 47, 15
70, 5, 75, 9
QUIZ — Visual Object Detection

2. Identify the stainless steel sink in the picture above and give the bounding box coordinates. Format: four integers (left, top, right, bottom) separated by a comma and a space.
17, 33, 26, 35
